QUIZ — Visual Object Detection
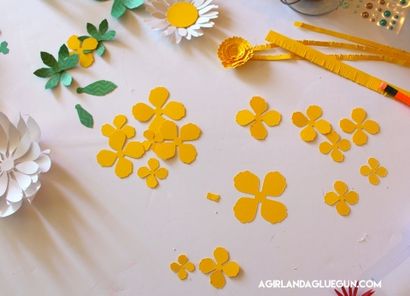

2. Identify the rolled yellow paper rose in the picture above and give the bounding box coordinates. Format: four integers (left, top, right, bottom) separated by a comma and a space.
217, 37, 254, 68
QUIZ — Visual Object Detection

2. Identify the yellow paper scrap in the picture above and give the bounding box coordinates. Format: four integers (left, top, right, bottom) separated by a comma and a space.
207, 193, 221, 202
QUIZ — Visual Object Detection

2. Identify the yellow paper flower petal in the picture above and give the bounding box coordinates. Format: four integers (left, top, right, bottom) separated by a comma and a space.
113, 114, 127, 128
97, 150, 117, 167
180, 123, 201, 141
162, 101, 186, 121
234, 171, 260, 195
132, 103, 155, 122
368, 157, 380, 168
123, 142, 145, 159
210, 270, 226, 289
67, 35, 80, 50
199, 258, 217, 274
160, 120, 178, 140
148, 158, 160, 170
292, 112, 308, 128
261, 110, 281, 127
345, 191, 359, 205
178, 254, 189, 265
222, 261, 240, 277
149, 86, 169, 108
261, 199, 288, 224
185, 262, 195, 272
146, 174, 159, 188
214, 247, 229, 265
250, 96, 268, 115
101, 124, 115, 137
315, 119, 332, 135
177, 269, 188, 280
306, 105, 323, 121
79, 52, 95, 68
353, 129, 368, 146
155, 167, 168, 180
360, 165, 371, 176
170, 262, 181, 273
352, 107, 367, 124
115, 157, 133, 178
300, 126, 317, 142
155, 142, 177, 160
319, 141, 333, 155
369, 174, 380, 185
340, 118, 356, 133
179, 143, 197, 164
262, 171, 287, 197
363, 119, 380, 135
122, 126, 136, 139
334, 181, 348, 195
327, 131, 340, 143
137, 166, 151, 178
233, 197, 259, 223
336, 200, 351, 216
324, 192, 339, 206
82, 37, 98, 51
236, 110, 255, 126
377, 166, 388, 177
338, 139, 351, 151
331, 149, 344, 162
250, 121, 268, 140
109, 131, 127, 151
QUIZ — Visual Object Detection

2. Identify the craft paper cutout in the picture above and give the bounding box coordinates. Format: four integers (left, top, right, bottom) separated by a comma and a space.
110, 0, 144, 19
292, 105, 332, 142
334, 287, 375, 296
319, 131, 351, 163
199, 247, 240, 289
236, 96, 281, 140
86, 19, 116, 56
324, 181, 359, 216
67, 35, 98, 68
102, 114, 136, 139
137, 158, 168, 188
0, 41, 9, 55
132, 86, 186, 131
170, 254, 195, 280
75, 104, 94, 128
0, 113, 51, 218
77, 80, 117, 96
33, 45, 79, 89
145, 0, 219, 44
142, 129, 164, 152
97, 132, 145, 178
233, 170, 288, 224
340, 107, 380, 146
207, 192, 220, 202
360, 157, 388, 185
154, 121, 201, 164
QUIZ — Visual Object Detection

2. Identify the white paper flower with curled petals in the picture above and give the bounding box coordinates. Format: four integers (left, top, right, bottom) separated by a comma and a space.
145, 0, 219, 44
0, 113, 51, 218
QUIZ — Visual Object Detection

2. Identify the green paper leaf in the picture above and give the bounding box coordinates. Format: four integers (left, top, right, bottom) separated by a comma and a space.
87, 23, 98, 36
99, 19, 109, 34
122, 0, 144, 9
95, 43, 106, 56
45, 74, 61, 89
75, 104, 94, 128
60, 72, 73, 87
41, 51, 58, 68
77, 80, 117, 96
60, 54, 79, 70
100, 30, 116, 41
111, 0, 127, 18
58, 44, 69, 60
0, 41, 9, 55
33, 67, 54, 78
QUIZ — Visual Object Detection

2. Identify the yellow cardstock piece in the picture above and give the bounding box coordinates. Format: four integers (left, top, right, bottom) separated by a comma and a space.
292, 105, 332, 142
67, 35, 98, 68
101, 114, 136, 139
324, 181, 359, 217
340, 107, 380, 146
137, 158, 168, 189
132, 86, 186, 132
319, 131, 351, 163
170, 254, 195, 281
236, 96, 281, 140
360, 157, 388, 185
154, 121, 201, 164
207, 193, 221, 202
199, 247, 240, 289
233, 170, 288, 224
97, 131, 145, 178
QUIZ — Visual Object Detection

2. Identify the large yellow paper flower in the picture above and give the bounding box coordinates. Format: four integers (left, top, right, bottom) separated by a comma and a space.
199, 247, 240, 289
137, 158, 168, 189
233, 170, 288, 224
101, 114, 136, 140
319, 131, 351, 163
360, 157, 388, 185
292, 105, 332, 142
236, 96, 281, 140
97, 132, 145, 178
154, 120, 201, 164
340, 107, 380, 146
324, 181, 359, 216
67, 35, 98, 68
170, 254, 195, 281
132, 86, 186, 131
217, 37, 254, 68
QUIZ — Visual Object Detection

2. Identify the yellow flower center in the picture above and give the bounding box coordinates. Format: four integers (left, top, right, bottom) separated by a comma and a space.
255, 192, 266, 202
167, 2, 199, 28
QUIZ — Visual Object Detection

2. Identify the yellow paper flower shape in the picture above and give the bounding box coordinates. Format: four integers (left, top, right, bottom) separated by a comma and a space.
233, 170, 288, 224
360, 157, 388, 185
217, 37, 254, 68
236, 96, 281, 140
155, 121, 201, 164
101, 114, 136, 139
132, 87, 186, 131
67, 35, 98, 68
324, 181, 359, 216
292, 105, 332, 142
199, 247, 240, 289
97, 132, 145, 178
340, 107, 380, 146
170, 254, 195, 281
319, 131, 351, 163
137, 158, 168, 188
142, 129, 164, 152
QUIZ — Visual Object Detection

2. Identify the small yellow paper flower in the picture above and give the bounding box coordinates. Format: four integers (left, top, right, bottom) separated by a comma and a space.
132, 87, 186, 131
97, 132, 145, 178
324, 181, 359, 216
137, 158, 168, 188
292, 105, 332, 142
199, 247, 240, 289
101, 114, 136, 139
340, 107, 380, 146
319, 131, 351, 163
236, 96, 281, 140
142, 129, 164, 152
233, 170, 288, 224
154, 121, 201, 164
360, 157, 388, 185
217, 37, 254, 68
170, 254, 195, 281
67, 35, 98, 68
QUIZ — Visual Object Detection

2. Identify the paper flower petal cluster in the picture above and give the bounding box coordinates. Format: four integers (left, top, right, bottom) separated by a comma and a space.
360, 157, 388, 185
170, 254, 195, 280
217, 37, 254, 68
324, 181, 359, 216
0, 113, 51, 217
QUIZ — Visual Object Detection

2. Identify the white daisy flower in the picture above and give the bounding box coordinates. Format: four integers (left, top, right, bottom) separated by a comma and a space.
0, 113, 51, 218
145, 0, 219, 44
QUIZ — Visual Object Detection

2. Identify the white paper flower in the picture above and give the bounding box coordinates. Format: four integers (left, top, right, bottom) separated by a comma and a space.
0, 113, 51, 218
145, 0, 219, 44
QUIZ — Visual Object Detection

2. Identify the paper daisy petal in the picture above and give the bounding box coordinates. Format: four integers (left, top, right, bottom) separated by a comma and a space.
0, 113, 51, 218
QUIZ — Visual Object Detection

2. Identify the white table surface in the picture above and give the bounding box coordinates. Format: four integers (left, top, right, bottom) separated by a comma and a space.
1, 1, 410, 295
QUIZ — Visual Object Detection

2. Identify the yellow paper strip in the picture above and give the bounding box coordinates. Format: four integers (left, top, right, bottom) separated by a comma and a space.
252, 53, 391, 63
207, 192, 221, 202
